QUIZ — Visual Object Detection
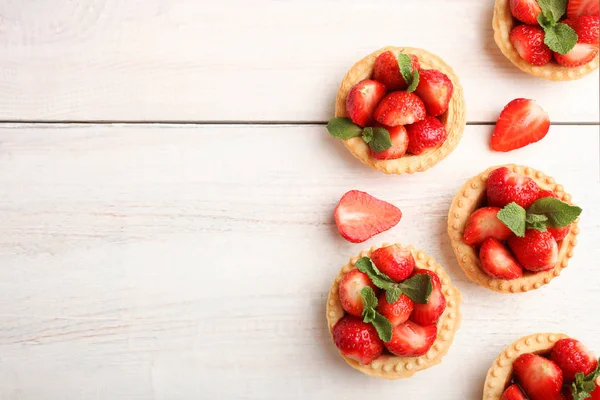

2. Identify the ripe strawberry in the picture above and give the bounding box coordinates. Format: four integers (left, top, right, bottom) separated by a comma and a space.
332, 315, 384, 365
405, 116, 448, 155
513, 353, 563, 400
373, 91, 426, 127
487, 167, 541, 209
414, 69, 454, 117
410, 269, 446, 326
463, 207, 514, 246
373, 51, 420, 91
502, 384, 528, 400
510, 25, 553, 66
370, 244, 415, 282
369, 125, 409, 160
345, 79, 387, 127
491, 98, 550, 152
384, 320, 437, 357
508, 229, 558, 272
564, 16, 600, 44
567, 0, 600, 19
510, 0, 542, 25
339, 269, 379, 317
376, 292, 414, 327
334, 190, 402, 243
537, 190, 571, 241
479, 238, 524, 280
550, 338, 598, 383
555, 43, 599, 67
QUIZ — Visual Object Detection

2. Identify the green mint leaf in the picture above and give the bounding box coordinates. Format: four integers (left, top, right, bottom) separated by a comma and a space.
355, 257, 394, 291
397, 274, 433, 304
526, 214, 548, 224
363, 307, 376, 322
571, 358, 600, 400
359, 286, 392, 342
537, 9, 556, 29
497, 202, 527, 237
368, 127, 392, 153
371, 312, 393, 342
327, 117, 363, 140
527, 197, 582, 228
361, 127, 374, 143
397, 53, 414, 85
529, 222, 548, 232
360, 286, 379, 310
537, 0, 568, 22
544, 22, 578, 54
385, 286, 404, 304
406, 68, 420, 93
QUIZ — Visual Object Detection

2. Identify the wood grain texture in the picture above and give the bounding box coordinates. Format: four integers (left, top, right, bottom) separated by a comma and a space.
0, 0, 598, 123
0, 124, 598, 399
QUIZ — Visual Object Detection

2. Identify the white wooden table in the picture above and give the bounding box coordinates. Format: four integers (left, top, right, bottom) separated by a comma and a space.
0, 1, 598, 399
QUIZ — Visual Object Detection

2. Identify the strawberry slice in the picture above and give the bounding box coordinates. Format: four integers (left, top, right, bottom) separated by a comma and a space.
513, 353, 563, 400
555, 43, 600, 67
550, 338, 598, 383
510, 0, 543, 25
339, 269, 379, 317
414, 69, 454, 116
510, 25, 553, 66
373, 91, 426, 127
384, 320, 437, 357
370, 244, 415, 282
332, 316, 384, 365
491, 98, 550, 152
537, 190, 571, 241
345, 79, 387, 127
564, 16, 600, 45
463, 207, 513, 246
567, 0, 600, 18
334, 190, 402, 243
479, 238, 524, 280
376, 292, 414, 327
508, 230, 558, 272
369, 125, 409, 160
410, 269, 446, 326
487, 167, 541, 209
373, 51, 420, 91
405, 115, 448, 155
502, 384, 528, 400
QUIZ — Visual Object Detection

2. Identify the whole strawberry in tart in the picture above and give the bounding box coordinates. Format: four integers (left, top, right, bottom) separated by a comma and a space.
326, 243, 462, 379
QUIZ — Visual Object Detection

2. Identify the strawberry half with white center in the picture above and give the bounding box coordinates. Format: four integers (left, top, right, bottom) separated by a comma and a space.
334, 190, 402, 243
414, 69, 454, 117
345, 79, 387, 127
373, 51, 420, 91
384, 320, 437, 357
370, 244, 415, 282
332, 315, 384, 365
376, 292, 414, 327
339, 269, 379, 317
405, 115, 448, 155
479, 238, 524, 280
463, 207, 513, 246
564, 16, 600, 45
491, 98, 550, 152
537, 190, 571, 241
487, 167, 541, 209
502, 384, 528, 400
550, 338, 598, 383
555, 43, 600, 67
410, 269, 446, 326
510, 0, 542, 25
374, 91, 426, 127
513, 353, 563, 400
510, 25, 553, 66
369, 125, 409, 160
508, 229, 558, 272
567, 0, 600, 19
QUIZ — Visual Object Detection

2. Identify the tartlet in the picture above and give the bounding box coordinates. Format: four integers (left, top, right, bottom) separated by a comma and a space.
334, 46, 466, 175
448, 164, 580, 293
493, 0, 600, 80
326, 243, 462, 379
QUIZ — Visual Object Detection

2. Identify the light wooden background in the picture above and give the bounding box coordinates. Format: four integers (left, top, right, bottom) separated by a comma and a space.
0, 1, 598, 399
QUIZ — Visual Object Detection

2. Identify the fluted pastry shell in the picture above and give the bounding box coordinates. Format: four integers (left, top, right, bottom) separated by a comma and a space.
493, 0, 599, 80
326, 243, 462, 379
334, 46, 466, 175
448, 164, 580, 293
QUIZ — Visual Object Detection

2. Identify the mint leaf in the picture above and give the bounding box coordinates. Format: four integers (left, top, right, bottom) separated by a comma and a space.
406, 69, 420, 93
360, 286, 378, 310
537, 9, 556, 29
537, 0, 568, 22
371, 312, 393, 342
527, 197, 582, 228
360, 286, 392, 342
385, 286, 404, 304
498, 202, 527, 237
397, 53, 419, 93
526, 214, 548, 224
355, 257, 395, 289
368, 127, 392, 153
361, 127, 374, 143
397, 274, 432, 304
571, 358, 600, 400
544, 22, 578, 54
327, 117, 363, 140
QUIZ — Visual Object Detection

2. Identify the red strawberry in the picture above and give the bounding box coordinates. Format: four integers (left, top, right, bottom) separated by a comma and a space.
564, 16, 600, 44
593, 382, 600, 400
370, 244, 415, 282
332, 315, 384, 365
513, 353, 564, 400
508, 229, 558, 272
463, 207, 514, 246
406, 116, 448, 155
567, 0, 600, 19
510, 25, 553, 66
487, 167, 541, 209
376, 292, 414, 327
410, 269, 446, 326
537, 190, 571, 241
345, 79, 387, 127
502, 384, 528, 400
373, 91, 426, 127
384, 320, 437, 357
414, 69, 454, 117
339, 269, 379, 317
550, 338, 598, 383
510, 0, 542, 24
369, 125, 409, 160
479, 238, 524, 280
491, 98, 550, 152
334, 190, 402, 243
373, 51, 420, 91
555, 43, 599, 67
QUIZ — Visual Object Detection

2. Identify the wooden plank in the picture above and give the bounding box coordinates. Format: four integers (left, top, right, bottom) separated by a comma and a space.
0, 0, 597, 123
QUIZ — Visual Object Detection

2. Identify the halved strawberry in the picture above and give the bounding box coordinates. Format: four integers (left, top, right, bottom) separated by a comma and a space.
567, 0, 600, 19
564, 16, 600, 45
373, 51, 420, 91
334, 190, 402, 243
537, 190, 571, 241
491, 98, 550, 152
373, 91, 426, 127
370, 244, 415, 282
510, 0, 542, 24
510, 25, 553, 66
339, 269, 379, 317
369, 125, 409, 160
502, 384, 528, 400
463, 207, 513, 246
384, 320, 437, 357
555, 43, 599, 67
332, 315, 384, 365
345, 79, 387, 127
508, 229, 558, 272
513, 353, 563, 400
550, 338, 598, 383
376, 292, 414, 327
410, 269, 446, 326
487, 167, 541, 209
405, 115, 448, 155
414, 69, 454, 117
479, 238, 524, 280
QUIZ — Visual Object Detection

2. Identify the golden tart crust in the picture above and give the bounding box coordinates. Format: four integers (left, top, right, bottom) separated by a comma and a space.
334, 46, 466, 175
493, 0, 600, 80
325, 243, 462, 379
448, 164, 580, 293
483, 333, 569, 399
